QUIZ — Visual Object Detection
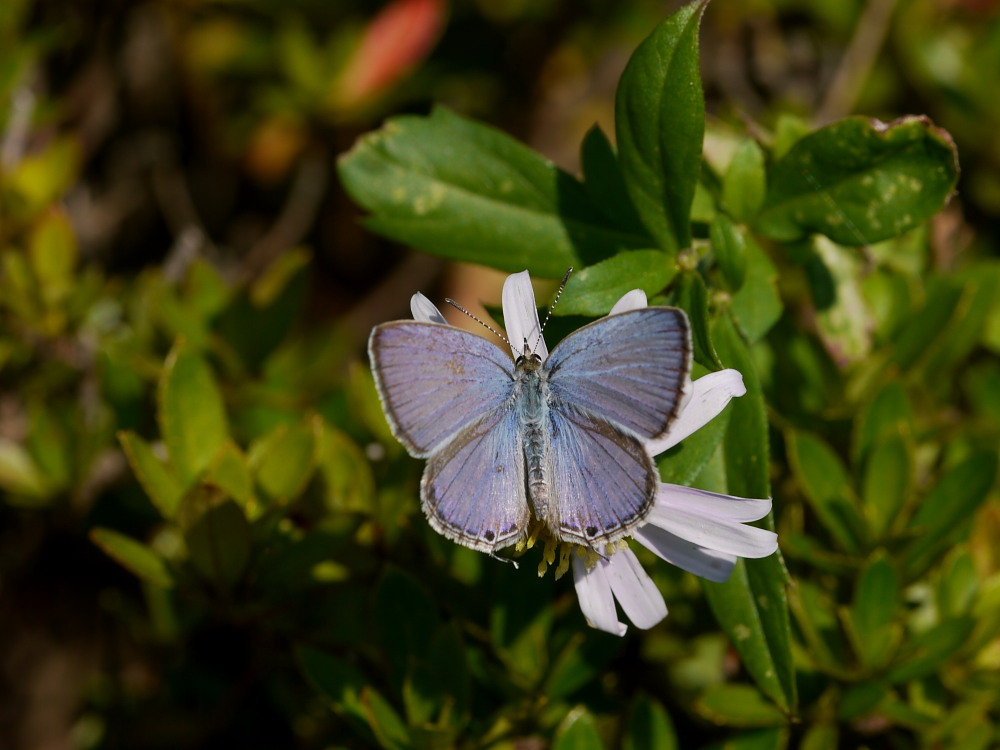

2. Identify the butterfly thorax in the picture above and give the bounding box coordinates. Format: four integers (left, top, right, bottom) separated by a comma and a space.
513, 352, 552, 526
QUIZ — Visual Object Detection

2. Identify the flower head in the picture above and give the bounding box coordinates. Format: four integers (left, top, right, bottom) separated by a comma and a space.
408, 270, 777, 635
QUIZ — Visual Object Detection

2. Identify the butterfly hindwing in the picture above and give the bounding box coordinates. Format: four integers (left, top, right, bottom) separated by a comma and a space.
422, 405, 530, 553
546, 401, 657, 546
544, 308, 691, 441
369, 321, 515, 457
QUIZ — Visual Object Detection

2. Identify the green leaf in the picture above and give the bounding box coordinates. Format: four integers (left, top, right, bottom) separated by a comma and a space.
901, 451, 998, 579
623, 694, 678, 750
544, 631, 620, 700
158, 340, 229, 488
672, 271, 722, 370
580, 125, 648, 235
316, 422, 375, 513
786, 430, 866, 554
118, 431, 184, 518
375, 568, 441, 690
178, 489, 251, 590
723, 139, 767, 222
557, 250, 674, 316
29, 210, 76, 311
852, 380, 912, 468
657, 377, 731, 486
706, 316, 796, 714
711, 214, 747, 291
800, 724, 838, 750
248, 417, 318, 508
205, 441, 255, 508
885, 617, 975, 683
755, 116, 959, 245
860, 434, 911, 541
90, 527, 174, 588
807, 236, 872, 365
695, 684, 787, 728
297, 647, 405, 748
0, 437, 49, 500
552, 707, 605, 750
847, 553, 900, 668
338, 106, 649, 278
729, 237, 782, 343
615, 1, 706, 254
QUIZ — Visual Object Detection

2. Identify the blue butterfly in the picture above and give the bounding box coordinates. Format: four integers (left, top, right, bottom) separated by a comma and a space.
368, 283, 692, 554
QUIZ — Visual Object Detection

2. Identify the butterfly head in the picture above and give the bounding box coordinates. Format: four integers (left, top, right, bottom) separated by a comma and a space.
514, 338, 543, 371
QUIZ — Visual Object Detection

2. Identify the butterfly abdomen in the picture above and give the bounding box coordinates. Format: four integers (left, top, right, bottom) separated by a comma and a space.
515, 364, 552, 522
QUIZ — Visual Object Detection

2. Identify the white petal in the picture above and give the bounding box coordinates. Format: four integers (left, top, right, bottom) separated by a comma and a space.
648, 369, 747, 455
410, 293, 447, 324
609, 289, 648, 315
501, 270, 547, 360
654, 484, 772, 523
604, 548, 668, 629
649, 506, 778, 558
634, 525, 737, 582
572, 554, 627, 635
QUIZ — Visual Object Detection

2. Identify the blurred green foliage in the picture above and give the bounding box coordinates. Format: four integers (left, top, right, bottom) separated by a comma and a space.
2, 0, 1000, 748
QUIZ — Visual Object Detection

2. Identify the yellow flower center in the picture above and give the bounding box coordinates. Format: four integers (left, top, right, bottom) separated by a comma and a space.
514, 522, 630, 580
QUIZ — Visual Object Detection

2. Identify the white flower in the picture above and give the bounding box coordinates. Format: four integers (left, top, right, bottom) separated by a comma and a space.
411, 270, 778, 636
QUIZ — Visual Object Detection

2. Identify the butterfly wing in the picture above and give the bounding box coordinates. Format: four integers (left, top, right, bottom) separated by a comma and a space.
369, 321, 515, 457
370, 320, 528, 552
545, 401, 657, 546
422, 405, 529, 552
544, 307, 691, 441
541, 307, 691, 545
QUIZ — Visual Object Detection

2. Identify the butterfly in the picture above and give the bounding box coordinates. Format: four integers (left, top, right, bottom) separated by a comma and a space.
368, 299, 692, 554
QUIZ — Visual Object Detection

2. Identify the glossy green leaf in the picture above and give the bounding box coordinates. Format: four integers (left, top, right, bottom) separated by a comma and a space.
118, 430, 184, 518
852, 380, 912, 468
178, 489, 251, 590
711, 214, 747, 291
729, 237, 782, 343
695, 685, 787, 728
860, 434, 910, 540
615, 1, 706, 254
158, 340, 229, 488
248, 417, 318, 506
552, 707, 605, 750
756, 116, 958, 245
847, 553, 900, 668
623, 694, 678, 750
338, 106, 649, 278
317, 422, 375, 513
723, 139, 766, 223
807, 237, 872, 365
672, 271, 722, 370
902, 451, 998, 579
706, 315, 796, 714
885, 617, 975, 683
90, 527, 174, 588
580, 124, 648, 236
557, 250, 674, 316
205, 441, 255, 508
786, 430, 866, 554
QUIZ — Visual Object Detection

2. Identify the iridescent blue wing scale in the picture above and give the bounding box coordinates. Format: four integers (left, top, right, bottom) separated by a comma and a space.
422, 406, 529, 553
541, 307, 691, 545
545, 402, 657, 547
368, 321, 515, 457
544, 308, 691, 441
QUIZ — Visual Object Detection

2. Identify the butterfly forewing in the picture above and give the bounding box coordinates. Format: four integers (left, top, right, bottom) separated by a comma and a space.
369, 321, 515, 457
544, 308, 691, 440
546, 402, 657, 546
422, 405, 530, 553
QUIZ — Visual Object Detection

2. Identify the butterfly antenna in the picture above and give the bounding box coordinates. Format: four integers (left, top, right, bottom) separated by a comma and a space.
445, 298, 512, 348
532, 267, 572, 351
